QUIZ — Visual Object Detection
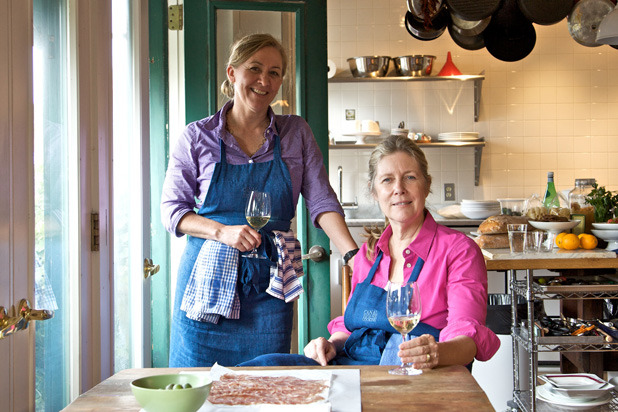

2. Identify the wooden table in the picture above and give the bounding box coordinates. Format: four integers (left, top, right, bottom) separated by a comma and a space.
62, 365, 493, 411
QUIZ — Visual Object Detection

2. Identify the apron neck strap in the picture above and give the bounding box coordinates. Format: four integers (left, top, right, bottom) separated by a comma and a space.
219, 138, 227, 164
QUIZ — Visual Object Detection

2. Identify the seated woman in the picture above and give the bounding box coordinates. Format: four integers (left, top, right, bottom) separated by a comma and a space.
242, 135, 500, 370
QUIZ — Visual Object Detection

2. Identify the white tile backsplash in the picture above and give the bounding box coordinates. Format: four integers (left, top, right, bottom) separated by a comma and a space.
327, 0, 618, 199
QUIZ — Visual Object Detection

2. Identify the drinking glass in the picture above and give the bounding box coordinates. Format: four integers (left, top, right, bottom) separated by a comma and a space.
386, 281, 422, 375
244, 191, 271, 259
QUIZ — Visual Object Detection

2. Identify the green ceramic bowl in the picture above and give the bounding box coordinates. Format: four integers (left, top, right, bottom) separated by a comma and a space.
130, 373, 212, 412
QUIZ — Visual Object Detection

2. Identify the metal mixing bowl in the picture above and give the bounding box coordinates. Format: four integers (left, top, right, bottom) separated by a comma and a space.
393, 55, 436, 77
347, 56, 391, 78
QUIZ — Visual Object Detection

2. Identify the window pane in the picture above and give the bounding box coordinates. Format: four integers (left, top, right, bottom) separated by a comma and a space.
33, 0, 70, 410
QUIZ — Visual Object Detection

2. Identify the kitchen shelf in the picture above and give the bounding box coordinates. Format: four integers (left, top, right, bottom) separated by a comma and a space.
329, 141, 485, 186
329, 74, 485, 121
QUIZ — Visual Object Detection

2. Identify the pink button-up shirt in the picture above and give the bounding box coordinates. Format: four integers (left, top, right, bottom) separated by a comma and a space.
328, 212, 500, 361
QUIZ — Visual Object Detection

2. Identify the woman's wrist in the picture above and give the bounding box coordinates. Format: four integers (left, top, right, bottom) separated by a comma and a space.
343, 248, 359, 265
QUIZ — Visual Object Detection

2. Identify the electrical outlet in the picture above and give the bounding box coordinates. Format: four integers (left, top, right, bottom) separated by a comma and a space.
444, 183, 455, 201
345, 109, 356, 120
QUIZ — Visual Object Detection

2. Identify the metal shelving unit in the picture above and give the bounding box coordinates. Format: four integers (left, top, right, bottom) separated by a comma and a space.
510, 272, 618, 411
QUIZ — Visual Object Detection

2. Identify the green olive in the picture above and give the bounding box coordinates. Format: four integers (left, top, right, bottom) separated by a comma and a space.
173, 384, 184, 390
165, 383, 175, 390
183, 383, 192, 389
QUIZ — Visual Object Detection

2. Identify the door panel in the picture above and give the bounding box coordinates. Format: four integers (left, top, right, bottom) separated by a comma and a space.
183, 0, 330, 348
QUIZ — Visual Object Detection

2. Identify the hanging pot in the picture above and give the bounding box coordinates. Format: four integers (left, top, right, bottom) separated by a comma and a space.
483, 0, 536, 61
404, 6, 449, 41
446, 0, 503, 21
407, 0, 443, 19
568, 0, 614, 47
448, 22, 486, 50
450, 13, 491, 36
517, 0, 574, 25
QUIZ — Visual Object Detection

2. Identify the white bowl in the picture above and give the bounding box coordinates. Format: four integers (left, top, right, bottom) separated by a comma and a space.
460, 207, 500, 220
592, 222, 618, 230
539, 373, 608, 390
546, 382, 614, 401
528, 220, 579, 234
591, 229, 618, 251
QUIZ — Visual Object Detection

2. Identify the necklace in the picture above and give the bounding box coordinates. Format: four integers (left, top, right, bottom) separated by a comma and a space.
226, 115, 268, 157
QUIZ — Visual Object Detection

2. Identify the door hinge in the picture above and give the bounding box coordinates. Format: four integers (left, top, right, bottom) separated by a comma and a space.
91, 212, 100, 252
168, 5, 183, 31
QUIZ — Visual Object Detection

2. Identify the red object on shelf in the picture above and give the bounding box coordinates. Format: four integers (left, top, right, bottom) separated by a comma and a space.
437, 51, 462, 76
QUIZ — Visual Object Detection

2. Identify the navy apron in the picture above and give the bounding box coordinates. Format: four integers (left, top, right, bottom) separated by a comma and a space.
333, 250, 440, 365
169, 132, 296, 367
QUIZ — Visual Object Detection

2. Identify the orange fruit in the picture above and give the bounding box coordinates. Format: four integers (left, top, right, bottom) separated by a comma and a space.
555, 232, 567, 247
580, 234, 598, 250
561, 233, 580, 250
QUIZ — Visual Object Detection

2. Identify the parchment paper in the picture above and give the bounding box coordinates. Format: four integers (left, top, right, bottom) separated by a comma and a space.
178, 365, 361, 412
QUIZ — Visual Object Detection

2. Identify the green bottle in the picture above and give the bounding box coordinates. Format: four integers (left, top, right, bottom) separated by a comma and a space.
543, 171, 560, 209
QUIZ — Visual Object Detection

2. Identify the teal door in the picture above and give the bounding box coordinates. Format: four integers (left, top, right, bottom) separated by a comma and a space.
183, 0, 331, 348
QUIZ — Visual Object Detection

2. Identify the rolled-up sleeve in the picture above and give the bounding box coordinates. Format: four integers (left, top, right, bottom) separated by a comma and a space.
295, 120, 344, 227
439, 237, 500, 361
161, 125, 201, 237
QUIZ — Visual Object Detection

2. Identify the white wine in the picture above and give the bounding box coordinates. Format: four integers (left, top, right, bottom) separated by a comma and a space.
388, 314, 420, 334
246, 215, 269, 230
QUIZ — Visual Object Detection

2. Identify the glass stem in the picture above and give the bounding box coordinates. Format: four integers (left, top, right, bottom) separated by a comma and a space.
401, 332, 408, 367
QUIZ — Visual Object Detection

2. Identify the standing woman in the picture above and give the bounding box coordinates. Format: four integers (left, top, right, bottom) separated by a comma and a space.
161, 33, 358, 367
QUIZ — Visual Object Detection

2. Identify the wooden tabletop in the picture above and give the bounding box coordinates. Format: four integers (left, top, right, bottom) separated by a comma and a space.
484, 249, 618, 271
62, 365, 493, 411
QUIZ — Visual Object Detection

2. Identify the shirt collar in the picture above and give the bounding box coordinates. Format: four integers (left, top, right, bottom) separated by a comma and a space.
375, 210, 437, 261
218, 100, 278, 153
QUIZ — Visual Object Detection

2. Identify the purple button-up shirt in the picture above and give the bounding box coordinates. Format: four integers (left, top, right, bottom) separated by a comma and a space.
329, 212, 500, 362
161, 100, 343, 236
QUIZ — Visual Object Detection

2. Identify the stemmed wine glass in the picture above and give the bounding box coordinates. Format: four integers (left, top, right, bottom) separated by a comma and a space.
386, 280, 422, 375
244, 191, 271, 259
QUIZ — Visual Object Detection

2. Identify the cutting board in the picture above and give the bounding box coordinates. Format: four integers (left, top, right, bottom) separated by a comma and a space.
482, 248, 617, 260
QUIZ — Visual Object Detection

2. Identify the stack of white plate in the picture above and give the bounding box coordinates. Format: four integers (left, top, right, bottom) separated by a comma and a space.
591, 222, 618, 251
460, 199, 500, 219
437, 132, 481, 142
537, 373, 614, 408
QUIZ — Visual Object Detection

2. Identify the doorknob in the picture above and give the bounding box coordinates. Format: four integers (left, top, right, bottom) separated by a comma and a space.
301, 245, 328, 262
144, 258, 160, 279
0, 299, 53, 340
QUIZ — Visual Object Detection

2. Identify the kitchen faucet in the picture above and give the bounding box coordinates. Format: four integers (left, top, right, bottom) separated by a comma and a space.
337, 166, 358, 209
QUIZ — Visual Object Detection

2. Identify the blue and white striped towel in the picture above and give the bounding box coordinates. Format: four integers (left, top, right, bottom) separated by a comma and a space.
180, 240, 240, 324
267, 230, 304, 302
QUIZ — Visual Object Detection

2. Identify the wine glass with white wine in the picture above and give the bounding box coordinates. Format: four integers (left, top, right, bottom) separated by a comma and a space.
386, 280, 422, 375
244, 191, 271, 259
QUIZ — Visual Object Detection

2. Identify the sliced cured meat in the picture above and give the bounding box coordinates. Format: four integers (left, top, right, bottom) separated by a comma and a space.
207, 373, 330, 406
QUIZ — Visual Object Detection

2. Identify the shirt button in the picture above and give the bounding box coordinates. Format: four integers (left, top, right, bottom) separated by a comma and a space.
248, 159, 254, 164
405, 249, 411, 254
406, 263, 412, 268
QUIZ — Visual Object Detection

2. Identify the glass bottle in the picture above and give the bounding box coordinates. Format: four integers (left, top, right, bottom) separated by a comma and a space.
542, 172, 561, 210
569, 178, 595, 234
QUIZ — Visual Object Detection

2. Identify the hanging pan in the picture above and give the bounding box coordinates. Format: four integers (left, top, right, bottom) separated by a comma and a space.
483, 0, 536, 62
407, 0, 444, 20
518, 0, 574, 25
567, 0, 614, 47
446, 0, 503, 21
404, 5, 450, 41
448, 21, 486, 50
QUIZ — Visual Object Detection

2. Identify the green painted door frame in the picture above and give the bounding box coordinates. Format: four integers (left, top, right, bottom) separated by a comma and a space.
183, 0, 331, 349
148, 0, 171, 367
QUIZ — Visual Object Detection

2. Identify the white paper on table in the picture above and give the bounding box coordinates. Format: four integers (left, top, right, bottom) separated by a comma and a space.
181, 364, 361, 412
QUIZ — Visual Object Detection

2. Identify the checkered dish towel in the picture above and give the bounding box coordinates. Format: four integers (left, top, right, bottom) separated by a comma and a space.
180, 231, 304, 324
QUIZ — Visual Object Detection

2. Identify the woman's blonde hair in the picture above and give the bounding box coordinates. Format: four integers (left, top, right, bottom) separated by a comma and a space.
364, 135, 432, 258
220, 33, 288, 99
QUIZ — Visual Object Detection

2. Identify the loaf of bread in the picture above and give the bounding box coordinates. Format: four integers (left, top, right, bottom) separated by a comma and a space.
474, 234, 510, 249
477, 214, 530, 234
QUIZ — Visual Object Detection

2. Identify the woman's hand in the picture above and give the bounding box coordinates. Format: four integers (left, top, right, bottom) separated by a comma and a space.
216, 224, 261, 252
398, 334, 439, 369
303, 337, 337, 366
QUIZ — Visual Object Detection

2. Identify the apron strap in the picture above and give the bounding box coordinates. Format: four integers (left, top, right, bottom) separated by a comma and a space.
219, 138, 228, 165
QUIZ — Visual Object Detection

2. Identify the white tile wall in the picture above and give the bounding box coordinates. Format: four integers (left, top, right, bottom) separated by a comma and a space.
327, 0, 618, 202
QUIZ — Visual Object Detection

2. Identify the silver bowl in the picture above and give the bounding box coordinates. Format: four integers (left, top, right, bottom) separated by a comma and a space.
393, 55, 436, 77
347, 56, 391, 78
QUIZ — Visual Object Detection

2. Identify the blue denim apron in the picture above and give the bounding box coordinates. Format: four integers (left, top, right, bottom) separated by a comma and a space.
169, 133, 296, 367
334, 250, 440, 365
